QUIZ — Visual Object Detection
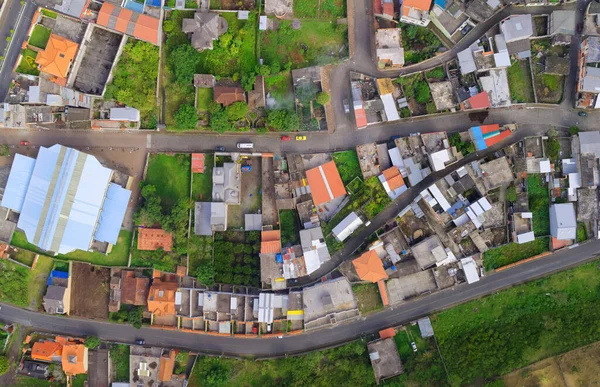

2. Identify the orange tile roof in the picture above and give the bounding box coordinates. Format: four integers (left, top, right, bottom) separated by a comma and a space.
214, 86, 246, 106
382, 166, 405, 191
352, 250, 388, 282
31, 341, 63, 362
261, 230, 281, 254
306, 160, 347, 206
158, 350, 177, 381
403, 0, 432, 12
61, 343, 88, 376
192, 153, 205, 173
35, 34, 79, 79
97, 3, 159, 45
121, 275, 150, 305
377, 279, 389, 306
138, 228, 173, 251
379, 327, 396, 339
147, 279, 179, 316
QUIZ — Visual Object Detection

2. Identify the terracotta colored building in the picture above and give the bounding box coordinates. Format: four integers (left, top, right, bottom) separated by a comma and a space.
35, 34, 79, 82
137, 228, 173, 251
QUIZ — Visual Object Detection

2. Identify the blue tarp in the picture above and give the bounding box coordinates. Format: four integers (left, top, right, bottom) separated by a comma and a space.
1, 154, 36, 212
94, 183, 132, 244
434, 0, 447, 8
124, 0, 145, 13
471, 126, 488, 151
47, 270, 69, 286
146, 0, 161, 6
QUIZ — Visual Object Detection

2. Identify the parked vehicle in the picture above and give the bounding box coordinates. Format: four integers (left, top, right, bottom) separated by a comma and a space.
237, 143, 254, 149
578, 111, 588, 117
20, 141, 29, 146
295, 135, 307, 141
241, 166, 252, 172
281, 135, 291, 141
343, 99, 350, 113
277, 335, 283, 339
411, 342, 418, 352
215, 146, 225, 151
135, 339, 145, 345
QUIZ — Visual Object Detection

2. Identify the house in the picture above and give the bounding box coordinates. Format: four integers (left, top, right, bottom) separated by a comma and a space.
499, 15, 533, 57
469, 124, 512, 151
428, 149, 452, 171
549, 10, 575, 37
411, 235, 454, 270
368, 338, 403, 384
191, 153, 205, 173
461, 91, 491, 110
577, 37, 600, 108
460, 257, 480, 284
43, 285, 69, 315
305, 160, 346, 206
213, 86, 246, 106
120, 272, 150, 306
400, 0, 433, 27
332, 211, 364, 242
147, 277, 179, 317
550, 203, 577, 240
378, 166, 407, 200
35, 34, 79, 83
21, 361, 50, 379
96, 3, 160, 45
0, 146, 131, 255
545, 57, 570, 75
299, 227, 331, 275
353, 249, 389, 306
31, 341, 63, 362
376, 29, 405, 69
429, 81, 457, 111
182, 12, 228, 51
194, 202, 227, 235
374, 0, 395, 20
302, 277, 360, 331
457, 46, 477, 74
194, 74, 216, 88
61, 343, 88, 376
212, 162, 241, 204
479, 69, 511, 108
109, 107, 140, 121
137, 228, 173, 251
261, 230, 282, 254
513, 212, 535, 244
248, 75, 266, 110
417, 317, 434, 337
158, 350, 177, 382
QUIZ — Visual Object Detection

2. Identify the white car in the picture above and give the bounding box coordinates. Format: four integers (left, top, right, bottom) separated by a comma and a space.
343, 99, 350, 113
411, 342, 418, 352
277, 335, 283, 339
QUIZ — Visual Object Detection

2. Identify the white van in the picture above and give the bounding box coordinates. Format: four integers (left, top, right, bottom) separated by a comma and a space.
237, 143, 254, 149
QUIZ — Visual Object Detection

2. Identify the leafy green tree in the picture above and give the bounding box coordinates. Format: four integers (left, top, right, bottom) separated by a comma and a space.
163, 19, 175, 33
241, 73, 256, 92
134, 184, 163, 227
545, 137, 560, 163
128, 306, 144, 329
207, 101, 223, 114
415, 81, 431, 104
0, 356, 8, 376
196, 263, 215, 286
225, 102, 249, 121
270, 61, 281, 74
210, 110, 234, 133
267, 109, 300, 131
175, 104, 198, 130
506, 184, 517, 203
315, 92, 330, 105
84, 336, 101, 349
171, 45, 200, 85
257, 64, 271, 76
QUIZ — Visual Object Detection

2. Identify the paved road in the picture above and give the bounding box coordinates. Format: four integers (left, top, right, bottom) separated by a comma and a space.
0, 0, 36, 101
1, 238, 599, 357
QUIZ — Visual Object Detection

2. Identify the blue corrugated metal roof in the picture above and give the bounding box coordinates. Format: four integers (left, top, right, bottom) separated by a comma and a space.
47, 270, 69, 286
124, 0, 145, 13
471, 126, 488, 151
1, 154, 36, 212
145, 0, 161, 6
94, 183, 132, 244
434, 0, 447, 8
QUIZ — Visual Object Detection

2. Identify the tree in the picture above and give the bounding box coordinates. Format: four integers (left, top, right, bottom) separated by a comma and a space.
0, 356, 8, 376
569, 126, 580, 135
171, 45, 200, 85
84, 336, 101, 349
163, 19, 175, 33
267, 109, 300, 131
546, 137, 560, 163
225, 102, 249, 121
175, 104, 198, 130
315, 92, 330, 105
134, 184, 163, 226
196, 263, 215, 286
241, 72, 257, 92
128, 306, 144, 329
506, 184, 517, 203
210, 110, 234, 133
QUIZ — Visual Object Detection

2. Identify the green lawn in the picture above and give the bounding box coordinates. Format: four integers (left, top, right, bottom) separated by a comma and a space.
260, 20, 347, 68
16, 49, 40, 76
433, 258, 600, 385
28, 25, 52, 49
527, 175, 550, 235
482, 237, 549, 270
507, 60, 535, 103
41, 9, 58, 18
12, 249, 36, 266
72, 374, 87, 387
28, 256, 62, 309
352, 283, 383, 314
279, 209, 301, 246
145, 154, 191, 208
191, 154, 213, 201
0, 259, 30, 307
11, 230, 132, 266
293, 0, 346, 19
196, 88, 213, 112
332, 150, 362, 186
110, 344, 130, 382
393, 325, 447, 385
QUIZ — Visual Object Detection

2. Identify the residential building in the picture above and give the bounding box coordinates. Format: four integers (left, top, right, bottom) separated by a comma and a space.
375, 29, 405, 69
549, 10, 575, 37
368, 338, 404, 384
261, 230, 282, 254
374, 0, 395, 20
137, 228, 173, 251
429, 81, 457, 111
550, 203, 577, 240
194, 74, 216, 88
302, 277, 360, 331
31, 341, 63, 362
457, 45, 477, 74
411, 235, 455, 270
96, 3, 160, 45
194, 202, 227, 235
61, 343, 88, 376
43, 285, 69, 315
577, 37, 600, 108
182, 12, 229, 51
35, 34, 79, 84
109, 107, 140, 121
513, 212, 535, 244
0, 146, 131, 255
305, 160, 346, 206
21, 361, 50, 379
378, 166, 407, 200
147, 275, 179, 317
120, 271, 150, 306
460, 257, 480, 284
499, 15, 533, 58
212, 162, 241, 204
299, 227, 331, 275
332, 211, 364, 242
353, 249, 389, 306
479, 68, 511, 108
400, 0, 432, 26
213, 86, 245, 106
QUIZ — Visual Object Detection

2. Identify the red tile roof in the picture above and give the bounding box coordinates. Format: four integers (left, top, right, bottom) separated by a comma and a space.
121, 273, 150, 305
158, 350, 177, 381
484, 129, 511, 147
192, 153, 205, 173
214, 86, 245, 106
353, 250, 388, 283
379, 327, 395, 339
35, 34, 79, 79
374, 0, 383, 15
97, 3, 159, 45
354, 106, 367, 128
305, 161, 347, 206
467, 92, 491, 109
479, 123, 500, 134
403, 0, 432, 12
32, 341, 63, 362
383, 2, 394, 16
381, 166, 405, 191
261, 230, 281, 254
137, 228, 173, 251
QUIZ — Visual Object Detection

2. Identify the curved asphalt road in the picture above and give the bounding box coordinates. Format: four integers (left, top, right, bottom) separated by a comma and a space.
1, 238, 599, 358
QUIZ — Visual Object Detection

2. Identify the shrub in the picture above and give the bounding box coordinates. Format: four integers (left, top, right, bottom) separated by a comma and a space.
315, 92, 331, 105
225, 102, 249, 121
0, 356, 8, 375
84, 336, 101, 349
175, 104, 198, 130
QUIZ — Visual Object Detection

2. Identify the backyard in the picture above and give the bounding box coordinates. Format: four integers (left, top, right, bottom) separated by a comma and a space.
482, 237, 549, 270
213, 231, 260, 287
433, 258, 600, 385
352, 283, 383, 315
530, 38, 567, 104
527, 174, 550, 235
15, 49, 40, 76
110, 344, 130, 382
196, 88, 213, 112
279, 209, 301, 246
507, 60, 535, 103
28, 25, 51, 49
396, 73, 435, 115
399, 24, 443, 65
332, 150, 362, 185
293, 0, 346, 19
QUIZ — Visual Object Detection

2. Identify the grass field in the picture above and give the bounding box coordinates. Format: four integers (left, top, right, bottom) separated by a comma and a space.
527, 175, 550, 235
41, 9, 58, 18
110, 344, 130, 382
72, 374, 87, 387
507, 60, 535, 103
332, 150, 362, 185
191, 154, 213, 201
352, 283, 383, 315
260, 20, 347, 68
482, 237, 549, 270
16, 49, 40, 76
145, 154, 191, 208
433, 258, 600, 385
293, 0, 346, 19
0, 259, 30, 307
196, 88, 213, 112
28, 25, 51, 49
13, 249, 36, 266
11, 230, 132, 267
30, 256, 52, 309
279, 209, 301, 246
393, 325, 447, 385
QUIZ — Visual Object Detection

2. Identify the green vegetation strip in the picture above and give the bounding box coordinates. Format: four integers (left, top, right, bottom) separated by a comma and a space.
279, 210, 301, 246
110, 344, 130, 382
527, 175, 550, 235
41, 9, 58, 18
16, 49, 40, 76
332, 150, 362, 186
483, 237, 549, 271
191, 154, 214, 201
507, 60, 534, 103
433, 259, 600, 385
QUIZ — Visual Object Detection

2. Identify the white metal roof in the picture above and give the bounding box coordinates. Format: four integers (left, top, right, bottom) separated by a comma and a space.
109, 107, 140, 121
427, 184, 451, 211
304, 250, 321, 275
332, 212, 364, 241
381, 93, 400, 122
1, 154, 36, 212
461, 257, 480, 284
94, 183, 131, 244
517, 231, 535, 244
429, 149, 451, 172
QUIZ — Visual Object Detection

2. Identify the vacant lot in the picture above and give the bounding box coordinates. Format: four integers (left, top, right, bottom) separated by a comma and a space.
433, 259, 600, 385
110, 344, 130, 382
393, 325, 447, 386
400, 24, 443, 64
527, 174, 550, 235
28, 25, 51, 49
70, 262, 110, 319
483, 237, 549, 270
508, 60, 535, 103
260, 21, 347, 68
28, 255, 54, 310
531, 39, 566, 104
0, 259, 30, 307
293, 0, 346, 19
188, 234, 213, 275
191, 154, 213, 201
12, 248, 36, 266
145, 153, 191, 208
332, 150, 361, 186
279, 209, 301, 246
352, 283, 382, 315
